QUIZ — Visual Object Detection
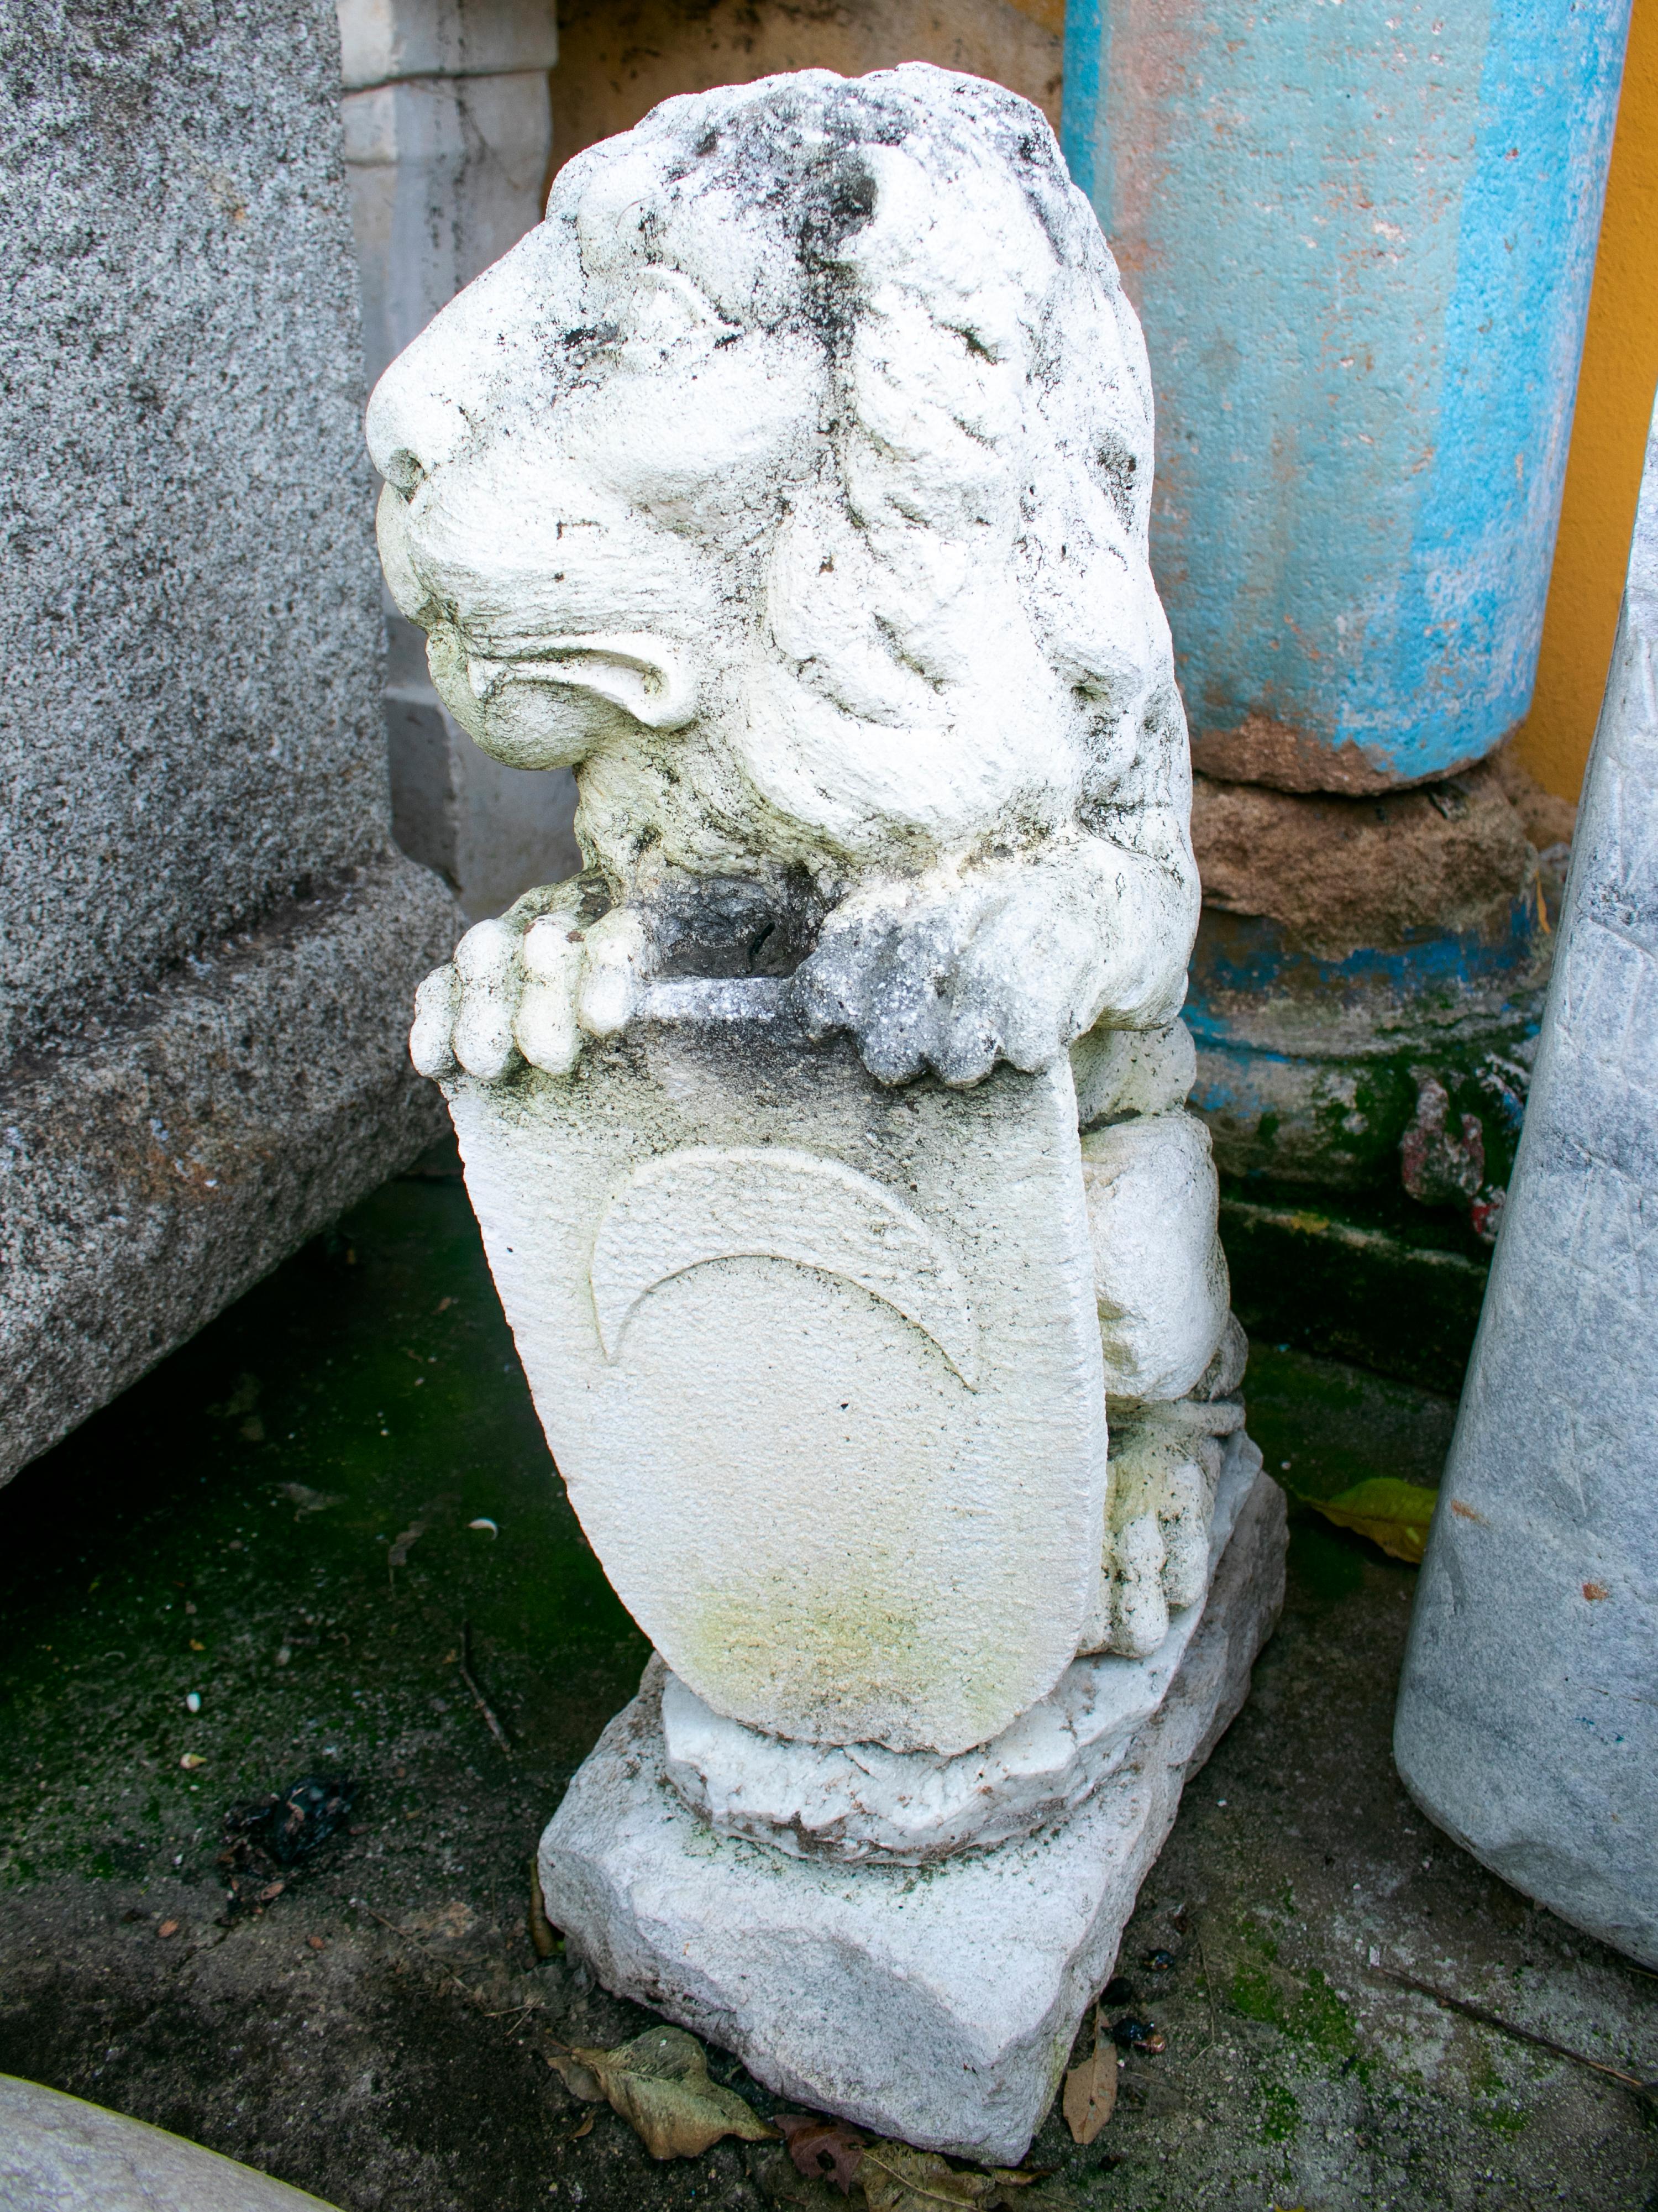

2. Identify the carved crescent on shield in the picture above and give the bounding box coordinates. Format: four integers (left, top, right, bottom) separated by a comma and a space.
587, 1145, 980, 1386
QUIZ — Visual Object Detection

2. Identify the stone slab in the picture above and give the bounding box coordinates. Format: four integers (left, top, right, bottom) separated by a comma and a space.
337, 0, 558, 92
1394, 398, 1658, 1970
0, 2074, 337, 2211
1, 0, 387, 1065
337, 11, 578, 920
539, 1459, 1287, 2165
0, 856, 454, 1484
0, 1, 461, 1476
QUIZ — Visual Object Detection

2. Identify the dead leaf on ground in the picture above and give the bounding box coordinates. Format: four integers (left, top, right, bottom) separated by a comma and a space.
209, 1374, 260, 1419
858, 2142, 1036, 2211
778, 2111, 868, 2193
547, 2025, 774, 2159
1013, 2184, 1087, 2212
1304, 1477, 1437, 1564
527, 1865, 560, 1959
1062, 2010, 1117, 2143
750, 2144, 850, 2209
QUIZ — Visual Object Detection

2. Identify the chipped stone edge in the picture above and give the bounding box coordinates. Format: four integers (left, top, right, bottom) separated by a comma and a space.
539, 1455, 1287, 2163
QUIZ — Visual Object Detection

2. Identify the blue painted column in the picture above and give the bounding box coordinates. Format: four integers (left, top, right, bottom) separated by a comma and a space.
1063, 0, 1632, 794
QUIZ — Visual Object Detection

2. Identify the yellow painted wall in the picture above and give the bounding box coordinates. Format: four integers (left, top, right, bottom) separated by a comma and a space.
1513, 0, 1658, 800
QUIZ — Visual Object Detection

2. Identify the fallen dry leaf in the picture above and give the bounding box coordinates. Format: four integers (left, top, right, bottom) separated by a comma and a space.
750, 2145, 848, 2209
548, 2025, 773, 2159
1013, 2184, 1087, 2212
1304, 1477, 1437, 1564
858, 2143, 1033, 2211
157, 1920, 180, 1940
547, 2049, 603, 2100
1062, 2014, 1117, 2144
778, 2111, 868, 2193
408, 1900, 475, 1941
527, 1867, 560, 1959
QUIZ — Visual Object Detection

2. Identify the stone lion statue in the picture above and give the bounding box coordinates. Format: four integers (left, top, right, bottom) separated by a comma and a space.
369, 63, 1237, 1655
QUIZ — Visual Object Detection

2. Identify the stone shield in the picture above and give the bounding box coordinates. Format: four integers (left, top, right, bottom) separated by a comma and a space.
445, 980, 1108, 1755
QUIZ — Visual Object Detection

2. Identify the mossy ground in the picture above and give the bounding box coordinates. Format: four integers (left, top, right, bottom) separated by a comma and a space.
2, 1160, 1655, 2209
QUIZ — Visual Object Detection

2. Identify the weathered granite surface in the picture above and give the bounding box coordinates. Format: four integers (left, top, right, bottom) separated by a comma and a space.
0, 862, 454, 1481
1394, 400, 1658, 1968
541, 1454, 1287, 2165
0, 2074, 337, 2211
0, 1, 457, 1481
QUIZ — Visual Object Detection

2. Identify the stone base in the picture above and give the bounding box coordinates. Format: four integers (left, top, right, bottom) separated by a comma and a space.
539, 1459, 1287, 2165
0, 856, 457, 1483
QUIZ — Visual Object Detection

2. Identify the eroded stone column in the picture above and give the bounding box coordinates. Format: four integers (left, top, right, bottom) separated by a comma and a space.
1394, 399, 1658, 1970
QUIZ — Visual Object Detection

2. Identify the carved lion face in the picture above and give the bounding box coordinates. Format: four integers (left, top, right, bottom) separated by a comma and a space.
368, 65, 1174, 887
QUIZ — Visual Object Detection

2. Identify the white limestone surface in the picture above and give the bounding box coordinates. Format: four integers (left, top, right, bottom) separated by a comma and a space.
1080, 1110, 1230, 1402
445, 985, 1110, 1757
374, 61, 1240, 1667
1394, 396, 1658, 1967
369, 64, 1201, 1095
539, 1462, 1287, 2165
663, 1430, 1261, 1860
0, 2075, 337, 2212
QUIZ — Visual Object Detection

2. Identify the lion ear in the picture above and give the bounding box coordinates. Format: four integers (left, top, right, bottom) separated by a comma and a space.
501, 632, 699, 732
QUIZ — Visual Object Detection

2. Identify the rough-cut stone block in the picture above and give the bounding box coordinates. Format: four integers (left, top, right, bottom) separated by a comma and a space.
342, 67, 555, 394
0, 2074, 337, 2211
1394, 402, 1658, 1970
0, 859, 455, 1482
540, 1455, 1286, 2165
2, 0, 389, 1065
336, 3, 575, 918
0, 1, 459, 1480
337, 0, 557, 93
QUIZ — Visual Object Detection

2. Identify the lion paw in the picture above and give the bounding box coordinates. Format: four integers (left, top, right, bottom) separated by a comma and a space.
797, 868, 1104, 1087
1103, 1414, 1227, 1658
410, 900, 647, 1083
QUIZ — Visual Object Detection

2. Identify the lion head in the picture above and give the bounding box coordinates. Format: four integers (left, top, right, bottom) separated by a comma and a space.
368, 64, 1185, 919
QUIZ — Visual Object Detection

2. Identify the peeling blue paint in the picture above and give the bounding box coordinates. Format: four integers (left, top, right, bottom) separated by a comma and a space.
1184, 899, 1550, 1193
1063, 0, 1631, 789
